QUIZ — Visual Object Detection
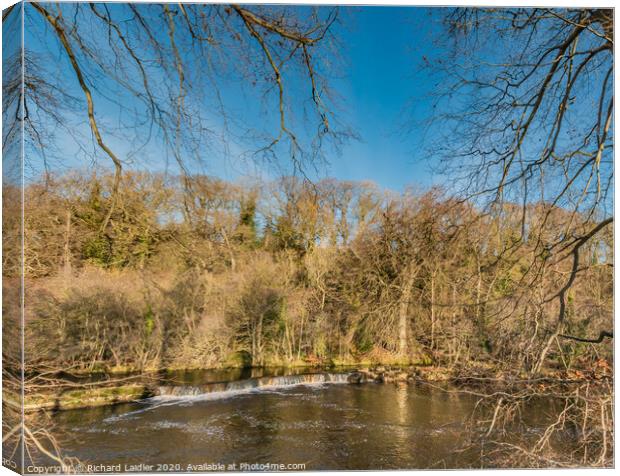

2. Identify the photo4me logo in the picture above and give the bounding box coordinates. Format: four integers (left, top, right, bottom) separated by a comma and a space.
186, 462, 307, 472
238, 463, 306, 471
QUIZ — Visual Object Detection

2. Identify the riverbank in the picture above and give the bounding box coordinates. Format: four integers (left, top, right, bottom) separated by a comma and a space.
15, 361, 612, 412
6, 385, 154, 413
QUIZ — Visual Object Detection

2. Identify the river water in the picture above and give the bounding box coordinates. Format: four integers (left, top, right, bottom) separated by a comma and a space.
48, 371, 566, 470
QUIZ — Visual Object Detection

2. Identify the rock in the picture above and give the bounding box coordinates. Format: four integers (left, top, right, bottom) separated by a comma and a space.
347, 371, 364, 384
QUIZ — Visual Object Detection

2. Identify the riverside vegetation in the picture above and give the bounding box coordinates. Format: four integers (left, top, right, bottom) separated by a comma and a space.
2, 170, 611, 376
4, 172, 612, 376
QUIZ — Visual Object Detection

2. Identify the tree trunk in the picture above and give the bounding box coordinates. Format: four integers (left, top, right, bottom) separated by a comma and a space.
398, 264, 417, 356
63, 209, 72, 278
430, 270, 436, 351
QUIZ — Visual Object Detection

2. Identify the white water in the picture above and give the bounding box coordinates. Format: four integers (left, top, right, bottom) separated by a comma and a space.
154, 373, 350, 401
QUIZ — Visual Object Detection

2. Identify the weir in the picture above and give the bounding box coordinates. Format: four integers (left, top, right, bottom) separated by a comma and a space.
156, 373, 350, 398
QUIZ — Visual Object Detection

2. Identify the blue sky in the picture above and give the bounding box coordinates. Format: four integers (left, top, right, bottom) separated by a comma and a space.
22, 2, 611, 214
23, 4, 444, 193
325, 7, 438, 191
201, 6, 442, 191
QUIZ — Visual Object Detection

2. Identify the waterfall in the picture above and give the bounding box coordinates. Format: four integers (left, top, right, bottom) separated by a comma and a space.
156, 373, 350, 399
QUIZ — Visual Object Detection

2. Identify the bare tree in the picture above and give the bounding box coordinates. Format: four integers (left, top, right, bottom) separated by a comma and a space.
16, 2, 347, 230
421, 8, 613, 371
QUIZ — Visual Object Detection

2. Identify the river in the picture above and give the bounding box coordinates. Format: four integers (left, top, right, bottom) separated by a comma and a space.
47, 370, 568, 470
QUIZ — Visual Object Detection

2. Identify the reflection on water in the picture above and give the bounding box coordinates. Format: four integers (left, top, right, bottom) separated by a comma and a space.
49, 375, 562, 470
